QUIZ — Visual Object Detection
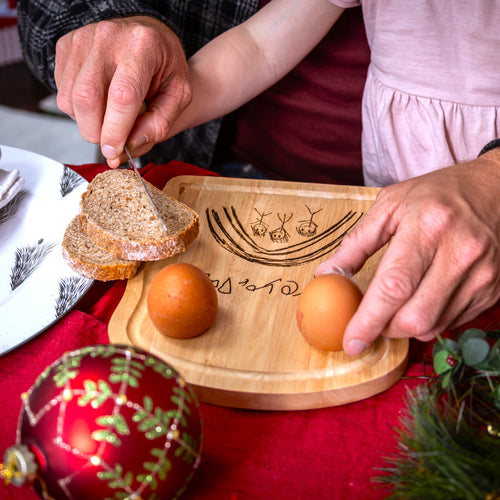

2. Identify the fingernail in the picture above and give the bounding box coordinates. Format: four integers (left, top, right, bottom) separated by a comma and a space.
107, 158, 121, 169
101, 144, 117, 159
345, 339, 368, 356
130, 135, 149, 150
315, 263, 351, 278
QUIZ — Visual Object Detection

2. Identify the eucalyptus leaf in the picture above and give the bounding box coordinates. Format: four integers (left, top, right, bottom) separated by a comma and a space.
458, 328, 486, 350
462, 338, 490, 366
433, 337, 458, 357
443, 338, 459, 353
487, 340, 500, 370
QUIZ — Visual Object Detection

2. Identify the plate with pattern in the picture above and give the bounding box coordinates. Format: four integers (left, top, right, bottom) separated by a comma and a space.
0, 145, 93, 356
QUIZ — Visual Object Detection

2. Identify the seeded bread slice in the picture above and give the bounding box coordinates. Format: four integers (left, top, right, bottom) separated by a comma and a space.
79, 169, 199, 261
62, 216, 141, 281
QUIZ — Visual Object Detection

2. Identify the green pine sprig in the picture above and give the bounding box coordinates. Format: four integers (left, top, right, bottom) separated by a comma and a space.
374, 328, 500, 500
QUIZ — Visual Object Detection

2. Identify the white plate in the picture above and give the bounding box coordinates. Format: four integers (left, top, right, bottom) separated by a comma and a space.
0, 145, 93, 356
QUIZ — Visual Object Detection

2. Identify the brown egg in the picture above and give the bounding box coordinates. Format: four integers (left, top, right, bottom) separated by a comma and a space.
296, 274, 363, 351
147, 262, 218, 339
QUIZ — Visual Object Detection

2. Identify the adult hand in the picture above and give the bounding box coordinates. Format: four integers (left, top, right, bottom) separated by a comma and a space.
54, 16, 192, 168
315, 150, 500, 356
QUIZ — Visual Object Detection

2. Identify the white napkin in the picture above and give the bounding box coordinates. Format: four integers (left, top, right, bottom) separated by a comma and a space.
0, 167, 25, 209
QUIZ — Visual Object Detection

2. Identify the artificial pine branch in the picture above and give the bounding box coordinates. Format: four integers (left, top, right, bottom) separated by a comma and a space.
374, 329, 500, 500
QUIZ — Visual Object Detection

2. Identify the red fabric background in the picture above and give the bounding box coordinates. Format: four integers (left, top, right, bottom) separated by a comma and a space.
1, 162, 499, 500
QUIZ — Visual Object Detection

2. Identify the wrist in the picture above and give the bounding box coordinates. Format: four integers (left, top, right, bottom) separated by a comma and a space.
478, 138, 500, 156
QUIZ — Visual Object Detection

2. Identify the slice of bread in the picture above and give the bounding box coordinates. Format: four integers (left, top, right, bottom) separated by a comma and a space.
62, 216, 141, 281
79, 169, 199, 261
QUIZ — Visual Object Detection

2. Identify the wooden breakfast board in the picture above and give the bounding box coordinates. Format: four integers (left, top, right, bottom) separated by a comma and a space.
109, 176, 409, 410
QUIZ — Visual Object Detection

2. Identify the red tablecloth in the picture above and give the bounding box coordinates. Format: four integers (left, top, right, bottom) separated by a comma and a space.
1, 162, 498, 500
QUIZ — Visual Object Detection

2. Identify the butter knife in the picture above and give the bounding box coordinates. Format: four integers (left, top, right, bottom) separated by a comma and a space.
124, 146, 169, 234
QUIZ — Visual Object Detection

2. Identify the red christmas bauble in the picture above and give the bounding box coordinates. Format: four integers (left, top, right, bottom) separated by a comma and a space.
13, 344, 203, 500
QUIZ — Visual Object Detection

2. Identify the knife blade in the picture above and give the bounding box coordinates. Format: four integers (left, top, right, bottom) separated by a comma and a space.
124, 146, 169, 235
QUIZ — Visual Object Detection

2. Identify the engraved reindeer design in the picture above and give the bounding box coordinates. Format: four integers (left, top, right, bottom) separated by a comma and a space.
269, 213, 293, 243
296, 206, 322, 238
251, 208, 272, 237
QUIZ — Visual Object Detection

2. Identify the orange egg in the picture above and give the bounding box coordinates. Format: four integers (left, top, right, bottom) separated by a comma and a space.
147, 262, 218, 339
296, 274, 363, 351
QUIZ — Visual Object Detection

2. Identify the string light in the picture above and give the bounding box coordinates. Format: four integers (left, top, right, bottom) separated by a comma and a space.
62, 389, 73, 402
